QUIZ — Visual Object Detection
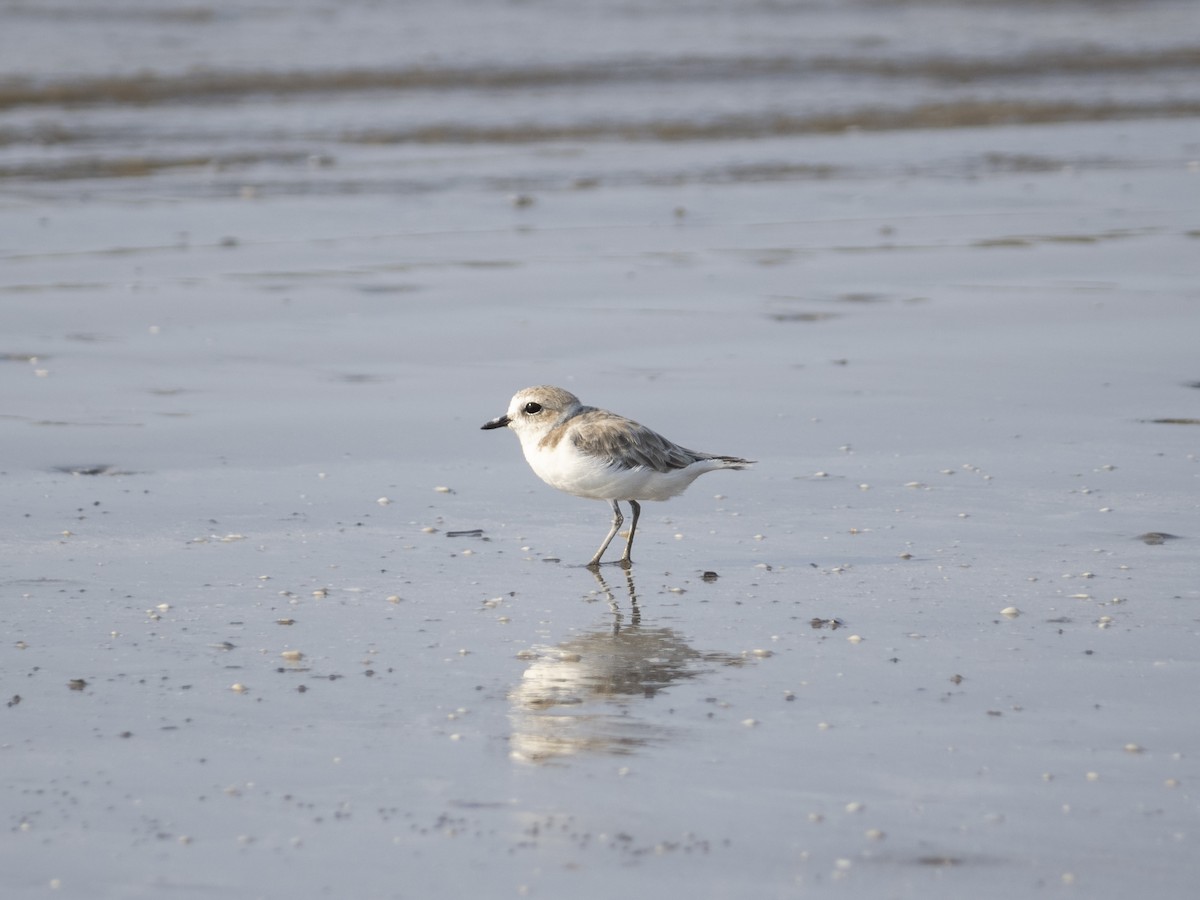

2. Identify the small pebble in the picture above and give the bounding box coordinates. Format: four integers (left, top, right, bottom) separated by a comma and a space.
1000, 606, 1021, 618
280, 650, 303, 661
231, 683, 248, 694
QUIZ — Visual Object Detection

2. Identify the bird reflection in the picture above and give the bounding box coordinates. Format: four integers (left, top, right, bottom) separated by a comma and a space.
508, 568, 743, 764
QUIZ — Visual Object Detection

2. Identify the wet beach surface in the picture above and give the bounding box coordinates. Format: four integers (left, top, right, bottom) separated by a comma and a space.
2, 1, 1199, 897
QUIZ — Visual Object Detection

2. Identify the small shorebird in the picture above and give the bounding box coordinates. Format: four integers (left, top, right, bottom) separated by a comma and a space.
481, 385, 753, 567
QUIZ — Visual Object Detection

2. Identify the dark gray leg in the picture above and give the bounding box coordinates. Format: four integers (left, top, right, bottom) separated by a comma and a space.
619, 500, 641, 566
587, 500, 624, 567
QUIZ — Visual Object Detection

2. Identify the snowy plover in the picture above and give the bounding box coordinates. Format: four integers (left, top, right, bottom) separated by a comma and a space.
481, 385, 753, 567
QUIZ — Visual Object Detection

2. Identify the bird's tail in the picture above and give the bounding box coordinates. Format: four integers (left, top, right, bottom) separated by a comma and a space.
713, 456, 754, 470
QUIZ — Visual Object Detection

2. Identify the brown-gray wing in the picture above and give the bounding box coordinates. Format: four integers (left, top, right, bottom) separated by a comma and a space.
569, 412, 701, 473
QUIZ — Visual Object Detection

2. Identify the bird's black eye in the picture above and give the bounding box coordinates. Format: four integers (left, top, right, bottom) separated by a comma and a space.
523, 402, 543, 414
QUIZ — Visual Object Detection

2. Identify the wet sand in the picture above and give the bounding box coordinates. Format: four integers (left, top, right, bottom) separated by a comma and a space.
3, 2, 1200, 898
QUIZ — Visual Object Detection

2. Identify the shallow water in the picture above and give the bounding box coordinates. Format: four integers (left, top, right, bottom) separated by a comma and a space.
3, 1, 1200, 898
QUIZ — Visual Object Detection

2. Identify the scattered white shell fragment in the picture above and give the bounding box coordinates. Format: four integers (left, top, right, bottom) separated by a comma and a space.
845, 802, 865, 814
1124, 743, 1144, 754
230, 683, 248, 693
387, 595, 402, 604
421, 526, 437, 534
377, 497, 391, 506
742, 718, 759, 727
312, 589, 328, 598
754, 534, 765, 541
1000, 606, 1021, 618
156, 603, 170, 611
434, 486, 452, 493
751, 648, 774, 658
846, 634, 864, 644
858, 483, 870, 491
817, 722, 832, 730
808, 812, 824, 823
667, 586, 686, 594
1086, 771, 1100, 782
865, 828, 886, 841
449, 733, 462, 741
280, 650, 304, 661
